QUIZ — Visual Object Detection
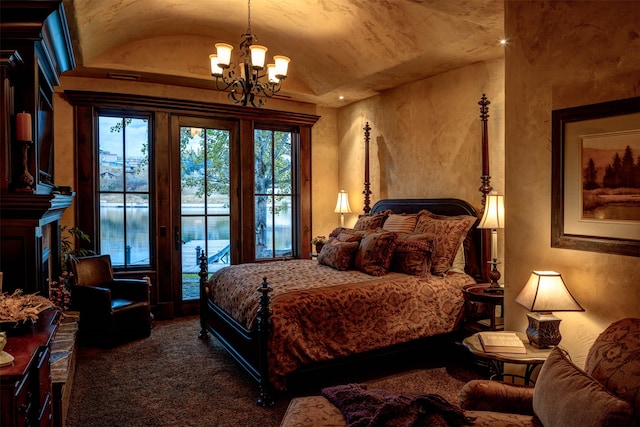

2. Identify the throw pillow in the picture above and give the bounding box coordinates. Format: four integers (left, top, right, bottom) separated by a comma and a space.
318, 239, 359, 271
382, 213, 418, 234
354, 230, 397, 276
533, 347, 634, 427
584, 317, 640, 420
329, 227, 366, 243
414, 210, 476, 275
353, 210, 391, 231
391, 239, 434, 276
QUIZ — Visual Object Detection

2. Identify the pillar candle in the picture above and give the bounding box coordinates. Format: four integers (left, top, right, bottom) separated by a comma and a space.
16, 112, 32, 142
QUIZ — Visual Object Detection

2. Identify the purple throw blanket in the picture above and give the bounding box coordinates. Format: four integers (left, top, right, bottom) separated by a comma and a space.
321, 383, 474, 427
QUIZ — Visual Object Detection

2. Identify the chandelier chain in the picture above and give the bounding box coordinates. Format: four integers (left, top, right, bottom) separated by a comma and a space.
247, 0, 251, 34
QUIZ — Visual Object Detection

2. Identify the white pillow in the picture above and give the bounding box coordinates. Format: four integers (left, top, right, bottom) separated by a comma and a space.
448, 243, 465, 274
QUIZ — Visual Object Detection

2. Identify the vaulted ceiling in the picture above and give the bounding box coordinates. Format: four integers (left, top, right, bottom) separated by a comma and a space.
61, 0, 504, 107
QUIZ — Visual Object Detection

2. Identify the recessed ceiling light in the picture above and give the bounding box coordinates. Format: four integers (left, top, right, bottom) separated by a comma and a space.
338, 95, 345, 100
499, 39, 508, 46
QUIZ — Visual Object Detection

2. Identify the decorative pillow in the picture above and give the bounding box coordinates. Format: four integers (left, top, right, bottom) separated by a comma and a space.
354, 230, 397, 276
391, 239, 434, 276
329, 227, 366, 243
533, 348, 634, 427
394, 231, 437, 244
414, 210, 476, 275
584, 317, 640, 422
382, 213, 418, 234
353, 211, 391, 231
318, 239, 359, 271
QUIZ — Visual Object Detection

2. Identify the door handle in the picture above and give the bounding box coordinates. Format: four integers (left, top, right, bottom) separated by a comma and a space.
175, 227, 185, 250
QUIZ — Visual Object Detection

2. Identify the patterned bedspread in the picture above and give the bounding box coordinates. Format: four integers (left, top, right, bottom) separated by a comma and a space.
206, 259, 475, 390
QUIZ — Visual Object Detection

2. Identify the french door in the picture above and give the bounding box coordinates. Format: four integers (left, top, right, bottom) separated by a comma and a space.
171, 116, 239, 311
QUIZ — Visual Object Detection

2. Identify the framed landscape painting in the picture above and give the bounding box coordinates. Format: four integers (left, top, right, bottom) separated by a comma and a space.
551, 96, 640, 257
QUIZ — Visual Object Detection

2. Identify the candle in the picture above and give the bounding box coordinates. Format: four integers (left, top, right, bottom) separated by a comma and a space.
16, 112, 32, 142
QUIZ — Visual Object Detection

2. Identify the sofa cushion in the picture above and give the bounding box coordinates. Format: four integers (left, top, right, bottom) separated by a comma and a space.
533, 347, 634, 427
584, 317, 640, 424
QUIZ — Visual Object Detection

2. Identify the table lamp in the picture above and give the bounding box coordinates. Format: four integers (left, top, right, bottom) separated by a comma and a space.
477, 191, 505, 292
515, 270, 584, 348
334, 190, 351, 227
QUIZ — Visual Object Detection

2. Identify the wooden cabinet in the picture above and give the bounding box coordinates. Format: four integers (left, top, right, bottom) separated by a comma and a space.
1, 308, 58, 427
0, 1, 75, 296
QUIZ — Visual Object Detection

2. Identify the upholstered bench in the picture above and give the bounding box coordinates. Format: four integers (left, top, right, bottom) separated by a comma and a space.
280, 395, 347, 427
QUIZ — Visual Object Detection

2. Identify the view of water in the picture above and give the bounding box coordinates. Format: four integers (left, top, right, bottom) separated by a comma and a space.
99, 204, 293, 267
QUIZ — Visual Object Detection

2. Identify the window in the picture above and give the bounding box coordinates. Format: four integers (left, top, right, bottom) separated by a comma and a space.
254, 128, 295, 259
97, 115, 152, 267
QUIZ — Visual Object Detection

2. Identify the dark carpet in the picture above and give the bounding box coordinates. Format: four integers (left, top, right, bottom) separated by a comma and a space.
66, 316, 484, 427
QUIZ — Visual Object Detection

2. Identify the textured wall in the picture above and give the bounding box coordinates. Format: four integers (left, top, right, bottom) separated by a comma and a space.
505, 0, 640, 367
335, 58, 505, 229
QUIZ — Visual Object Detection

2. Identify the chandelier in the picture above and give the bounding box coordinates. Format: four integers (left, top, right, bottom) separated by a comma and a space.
209, 0, 290, 107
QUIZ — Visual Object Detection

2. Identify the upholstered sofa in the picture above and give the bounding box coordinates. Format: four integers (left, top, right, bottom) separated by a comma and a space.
279, 318, 640, 427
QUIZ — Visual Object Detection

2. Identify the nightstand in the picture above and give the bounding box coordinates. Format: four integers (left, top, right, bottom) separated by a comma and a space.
463, 284, 504, 331
463, 331, 552, 385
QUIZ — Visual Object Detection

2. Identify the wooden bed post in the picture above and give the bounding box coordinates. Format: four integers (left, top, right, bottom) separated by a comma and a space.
362, 122, 372, 214
198, 250, 210, 340
478, 94, 493, 283
478, 94, 493, 207
256, 277, 274, 406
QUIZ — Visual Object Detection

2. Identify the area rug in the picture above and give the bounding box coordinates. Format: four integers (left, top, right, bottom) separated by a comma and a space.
66, 316, 482, 427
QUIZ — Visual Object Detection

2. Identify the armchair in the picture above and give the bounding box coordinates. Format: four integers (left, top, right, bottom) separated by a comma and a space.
460, 318, 640, 427
71, 254, 151, 347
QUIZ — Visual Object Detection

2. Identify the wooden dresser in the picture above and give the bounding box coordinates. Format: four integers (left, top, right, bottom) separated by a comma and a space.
1, 308, 58, 427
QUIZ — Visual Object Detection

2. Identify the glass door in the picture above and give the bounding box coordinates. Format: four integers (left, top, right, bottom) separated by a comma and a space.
174, 119, 236, 305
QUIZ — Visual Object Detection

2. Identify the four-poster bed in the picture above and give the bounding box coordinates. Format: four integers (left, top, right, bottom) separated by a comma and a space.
198, 96, 495, 405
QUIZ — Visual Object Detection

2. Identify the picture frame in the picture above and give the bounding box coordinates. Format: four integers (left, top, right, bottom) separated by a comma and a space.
551, 96, 640, 257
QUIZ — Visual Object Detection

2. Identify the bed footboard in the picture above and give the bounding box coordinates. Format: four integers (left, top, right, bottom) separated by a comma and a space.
198, 251, 274, 406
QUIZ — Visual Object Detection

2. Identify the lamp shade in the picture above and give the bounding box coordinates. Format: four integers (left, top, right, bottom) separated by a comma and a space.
478, 192, 505, 229
515, 271, 584, 312
273, 55, 290, 78
249, 45, 267, 69
267, 64, 277, 83
209, 55, 223, 76
215, 43, 233, 66
334, 190, 352, 214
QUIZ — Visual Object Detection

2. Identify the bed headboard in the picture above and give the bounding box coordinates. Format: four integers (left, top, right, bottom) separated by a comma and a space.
371, 198, 483, 283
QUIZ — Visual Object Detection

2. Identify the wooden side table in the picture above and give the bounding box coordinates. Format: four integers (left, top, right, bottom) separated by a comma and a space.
463, 284, 504, 331
463, 332, 552, 385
